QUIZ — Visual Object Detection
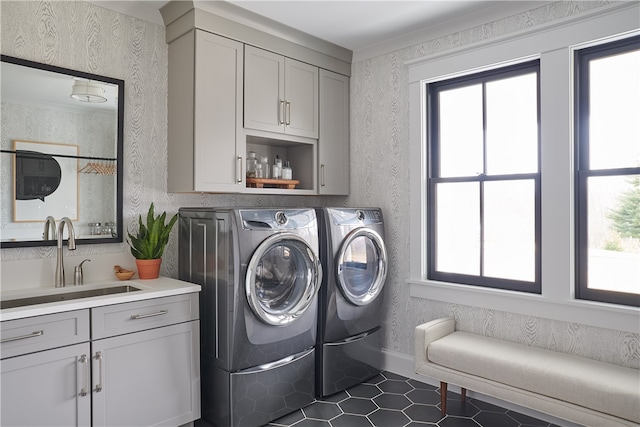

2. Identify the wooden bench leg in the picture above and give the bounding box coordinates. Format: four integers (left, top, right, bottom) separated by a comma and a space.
440, 381, 447, 417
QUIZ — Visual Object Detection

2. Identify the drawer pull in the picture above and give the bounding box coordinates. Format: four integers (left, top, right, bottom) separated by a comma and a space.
285, 101, 291, 126
130, 310, 168, 320
0, 330, 44, 343
79, 354, 89, 397
94, 352, 103, 393
279, 99, 285, 125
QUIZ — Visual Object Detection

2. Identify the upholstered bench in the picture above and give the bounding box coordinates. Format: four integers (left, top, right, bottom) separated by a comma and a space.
415, 318, 640, 427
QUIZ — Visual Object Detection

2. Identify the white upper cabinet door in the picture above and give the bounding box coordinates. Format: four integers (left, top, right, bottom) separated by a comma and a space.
319, 69, 350, 195
285, 58, 319, 139
194, 31, 245, 190
167, 30, 245, 193
245, 46, 318, 139
244, 46, 285, 134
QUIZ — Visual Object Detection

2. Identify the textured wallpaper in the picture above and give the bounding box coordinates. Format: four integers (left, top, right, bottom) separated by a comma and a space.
1, 1, 637, 370
348, 0, 639, 369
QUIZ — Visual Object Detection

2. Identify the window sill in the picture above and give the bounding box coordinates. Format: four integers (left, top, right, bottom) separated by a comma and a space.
408, 278, 639, 333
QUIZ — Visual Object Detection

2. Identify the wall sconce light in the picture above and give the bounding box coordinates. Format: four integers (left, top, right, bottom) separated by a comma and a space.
70, 79, 107, 103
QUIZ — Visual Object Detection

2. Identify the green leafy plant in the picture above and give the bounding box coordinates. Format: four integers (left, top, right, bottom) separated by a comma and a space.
127, 203, 178, 260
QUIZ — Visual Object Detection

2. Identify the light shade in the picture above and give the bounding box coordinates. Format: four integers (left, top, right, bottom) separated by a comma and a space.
70, 80, 107, 103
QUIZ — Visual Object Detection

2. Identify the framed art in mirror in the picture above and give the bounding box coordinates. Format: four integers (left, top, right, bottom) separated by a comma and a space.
0, 55, 124, 248
13, 140, 79, 222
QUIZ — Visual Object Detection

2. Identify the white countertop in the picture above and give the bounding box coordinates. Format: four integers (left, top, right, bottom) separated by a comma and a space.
0, 277, 201, 321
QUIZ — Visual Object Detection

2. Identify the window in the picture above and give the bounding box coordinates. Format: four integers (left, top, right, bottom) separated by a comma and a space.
427, 61, 541, 293
575, 35, 640, 307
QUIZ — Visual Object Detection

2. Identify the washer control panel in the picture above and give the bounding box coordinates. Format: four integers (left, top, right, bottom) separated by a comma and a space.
329, 208, 383, 226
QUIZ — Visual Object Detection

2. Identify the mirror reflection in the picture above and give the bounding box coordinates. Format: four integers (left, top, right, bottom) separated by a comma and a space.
1, 55, 123, 247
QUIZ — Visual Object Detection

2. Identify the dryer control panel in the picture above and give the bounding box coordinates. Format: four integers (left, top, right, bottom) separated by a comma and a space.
240, 208, 316, 230
329, 208, 383, 226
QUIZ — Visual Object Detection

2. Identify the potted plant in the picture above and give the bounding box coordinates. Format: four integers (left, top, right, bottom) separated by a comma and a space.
127, 203, 178, 279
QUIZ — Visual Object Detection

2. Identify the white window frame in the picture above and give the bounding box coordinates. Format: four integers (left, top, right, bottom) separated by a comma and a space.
407, 2, 640, 333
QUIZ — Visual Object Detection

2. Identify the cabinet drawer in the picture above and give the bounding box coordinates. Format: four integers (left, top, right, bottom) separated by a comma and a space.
91, 293, 199, 339
1, 310, 90, 359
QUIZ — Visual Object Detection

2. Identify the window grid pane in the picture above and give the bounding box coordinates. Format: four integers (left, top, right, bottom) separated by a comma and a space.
588, 50, 640, 170
586, 175, 640, 295
484, 180, 536, 282
486, 73, 539, 175
439, 85, 483, 177
435, 182, 480, 275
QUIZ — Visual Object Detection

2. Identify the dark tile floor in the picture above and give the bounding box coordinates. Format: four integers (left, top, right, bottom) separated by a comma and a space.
195, 371, 561, 427
265, 371, 560, 427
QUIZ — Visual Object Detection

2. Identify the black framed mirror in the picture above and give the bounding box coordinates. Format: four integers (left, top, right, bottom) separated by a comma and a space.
1, 55, 124, 248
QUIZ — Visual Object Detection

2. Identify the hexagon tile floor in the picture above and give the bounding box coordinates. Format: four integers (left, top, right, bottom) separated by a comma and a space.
196, 371, 562, 427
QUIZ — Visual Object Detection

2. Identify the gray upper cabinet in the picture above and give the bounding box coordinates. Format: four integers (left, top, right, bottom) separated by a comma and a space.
245, 46, 319, 139
167, 29, 245, 192
319, 69, 350, 195
161, 1, 351, 195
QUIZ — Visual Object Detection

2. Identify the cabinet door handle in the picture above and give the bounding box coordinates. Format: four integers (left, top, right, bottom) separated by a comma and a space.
94, 352, 103, 393
285, 101, 291, 126
279, 100, 285, 125
321, 164, 325, 187
237, 155, 243, 183
0, 330, 43, 343
130, 310, 168, 320
79, 354, 89, 397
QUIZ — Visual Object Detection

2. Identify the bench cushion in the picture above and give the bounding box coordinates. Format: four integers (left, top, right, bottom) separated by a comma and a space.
428, 331, 640, 423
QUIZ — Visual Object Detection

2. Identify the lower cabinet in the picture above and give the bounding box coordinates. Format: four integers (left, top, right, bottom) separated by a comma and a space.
0, 293, 200, 427
91, 321, 200, 427
1, 342, 91, 427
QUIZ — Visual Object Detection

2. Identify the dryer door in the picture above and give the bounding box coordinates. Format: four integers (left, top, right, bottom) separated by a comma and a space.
246, 233, 322, 326
336, 228, 388, 306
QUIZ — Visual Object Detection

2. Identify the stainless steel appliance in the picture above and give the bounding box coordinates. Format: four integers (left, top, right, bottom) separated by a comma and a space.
315, 207, 388, 397
179, 208, 322, 427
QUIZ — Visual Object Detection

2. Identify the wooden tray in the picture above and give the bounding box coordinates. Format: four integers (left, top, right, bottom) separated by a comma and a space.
246, 178, 300, 189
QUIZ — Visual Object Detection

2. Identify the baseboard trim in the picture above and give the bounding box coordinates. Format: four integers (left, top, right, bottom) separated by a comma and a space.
381, 348, 582, 427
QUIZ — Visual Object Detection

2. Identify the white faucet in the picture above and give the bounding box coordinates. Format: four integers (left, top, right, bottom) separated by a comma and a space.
43, 216, 57, 240
55, 217, 76, 287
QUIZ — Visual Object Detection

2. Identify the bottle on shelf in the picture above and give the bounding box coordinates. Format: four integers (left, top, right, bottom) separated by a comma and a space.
282, 161, 292, 180
246, 151, 257, 178
259, 156, 270, 179
272, 155, 282, 179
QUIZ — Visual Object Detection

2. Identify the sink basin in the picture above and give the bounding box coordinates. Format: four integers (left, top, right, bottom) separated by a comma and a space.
0, 285, 141, 309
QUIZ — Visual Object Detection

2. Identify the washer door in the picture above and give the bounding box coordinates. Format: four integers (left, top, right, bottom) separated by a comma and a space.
246, 233, 322, 326
336, 228, 388, 306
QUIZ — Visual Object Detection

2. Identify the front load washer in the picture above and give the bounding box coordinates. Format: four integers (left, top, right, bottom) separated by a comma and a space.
315, 207, 388, 397
178, 208, 322, 427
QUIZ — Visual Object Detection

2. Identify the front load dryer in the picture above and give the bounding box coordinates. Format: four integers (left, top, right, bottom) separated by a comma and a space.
315, 207, 388, 397
178, 208, 322, 427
